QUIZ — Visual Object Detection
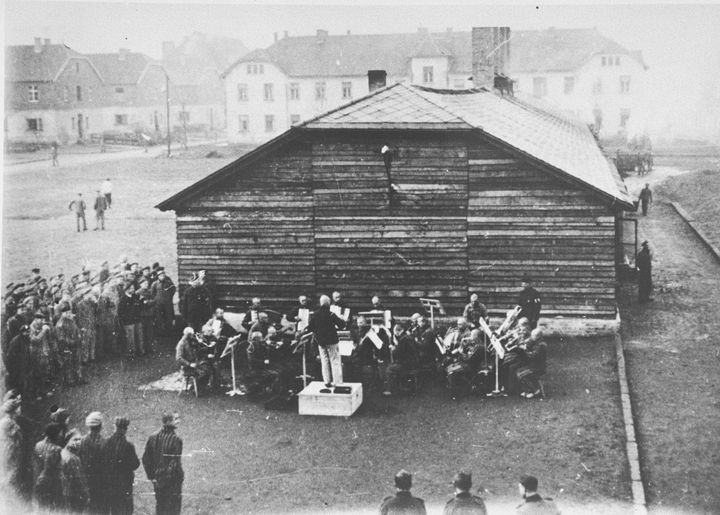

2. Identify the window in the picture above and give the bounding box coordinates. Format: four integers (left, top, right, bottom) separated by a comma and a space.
76, 86, 82, 101
592, 79, 602, 95
263, 83, 274, 101
28, 85, 39, 102
342, 81, 352, 100
422, 66, 434, 84
620, 75, 631, 94
246, 64, 252, 74
601, 56, 607, 67
453, 79, 465, 89
237, 84, 248, 101
63, 86, 69, 102
86, 116, 89, 129
564, 76, 575, 95
259, 64, 264, 74
315, 82, 326, 100
532, 77, 547, 97
615, 56, 620, 66
26, 118, 43, 131
620, 108, 631, 128
246, 63, 263, 74
264, 115, 274, 132
75, 62, 80, 73
114, 114, 128, 125
238, 115, 249, 133
115, 87, 124, 94
88, 86, 93, 101
289, 83, 300, 100
178, 111, 190, 122
290, 114, 300, 125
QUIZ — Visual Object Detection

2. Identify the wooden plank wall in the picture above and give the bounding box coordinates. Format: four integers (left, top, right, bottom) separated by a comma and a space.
467, 136, 618, 317
176, 140, 313, 311
312, 131, 469, 314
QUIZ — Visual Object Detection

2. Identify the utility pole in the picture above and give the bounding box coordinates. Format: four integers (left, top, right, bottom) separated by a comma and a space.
165, 73, 171, 157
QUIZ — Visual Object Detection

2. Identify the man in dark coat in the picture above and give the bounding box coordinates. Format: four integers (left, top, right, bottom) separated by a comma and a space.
78, 411, 108, 514
638, 183, 653, 216
518, 275, 542, 329
180, 276, 212, 332
380, 469, 426, 515
104, 416, 140, 515
636, 241, 653, 302
94, 190, 108, 230
463, 293, 487, 329
142, 413, 184, 515
68, 193, 87, 232
118, 284, 144, 356
516, 475, 561, 514
443, 471, 487, 515
307, 295, 346, 388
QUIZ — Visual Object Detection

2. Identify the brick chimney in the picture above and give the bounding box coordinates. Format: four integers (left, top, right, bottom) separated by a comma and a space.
316, 29, 328, 43
472, 27, 511, 89
34, 37, 42, 53
43, 38, 51, 46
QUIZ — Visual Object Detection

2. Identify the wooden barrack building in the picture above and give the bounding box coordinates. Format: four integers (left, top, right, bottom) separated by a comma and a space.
157, 82, 634, 329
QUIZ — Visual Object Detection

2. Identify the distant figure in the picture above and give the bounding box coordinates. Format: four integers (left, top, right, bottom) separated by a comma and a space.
68, 193, 87, 232
636, 241, 653, 303
380, 469, 427, 515
102, 178, 113, 208
142, 413, 184, 515
94, 190, 108, 230
518, 274, 542, 329
638, 183, 652, 216
516, 475, 561, 514
51, 141, 59, 167
443, 471, 487, 515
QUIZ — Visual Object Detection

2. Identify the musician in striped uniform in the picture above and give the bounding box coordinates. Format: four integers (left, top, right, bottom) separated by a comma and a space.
142, 413, 184, 515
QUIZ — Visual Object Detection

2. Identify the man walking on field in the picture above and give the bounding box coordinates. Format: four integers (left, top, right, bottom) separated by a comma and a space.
94, 190, 108, 230
68, 193, 87, 232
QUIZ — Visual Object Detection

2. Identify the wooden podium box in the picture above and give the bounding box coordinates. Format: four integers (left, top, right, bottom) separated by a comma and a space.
298, 382, 363, 417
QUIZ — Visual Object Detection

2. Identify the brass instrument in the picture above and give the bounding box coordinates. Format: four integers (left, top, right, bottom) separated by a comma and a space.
497, 306, 521, 335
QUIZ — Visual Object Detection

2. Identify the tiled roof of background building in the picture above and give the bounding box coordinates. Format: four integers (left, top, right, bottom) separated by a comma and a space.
5, 44, 84, 82
87, 52, 159, 85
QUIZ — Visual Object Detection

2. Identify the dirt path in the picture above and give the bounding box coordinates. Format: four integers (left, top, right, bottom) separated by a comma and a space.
619, 196, 720, 513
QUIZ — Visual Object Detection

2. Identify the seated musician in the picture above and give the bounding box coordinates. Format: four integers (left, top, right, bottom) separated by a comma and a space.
201, 308, 237, 349
413, 316, 437, 369
176, 327, 217, 390
246, 331, 280, 394
355, 316, 391, 392
287, 295, 311, 323
387, 321, 420, 395
241, 297, 265, 333
370, 295, 385, 312
249, 312, 272, 337
444, 318, 472, 358
463, 293, 488, 329
445, 325, 482, 395
515, 328, 548, 399
500, 318, 532, 395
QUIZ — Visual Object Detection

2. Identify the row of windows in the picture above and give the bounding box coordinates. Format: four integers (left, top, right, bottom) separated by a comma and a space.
237, 81, 354, 102
29, 84, 92, 103
601, 55, 622, 67
532, 75, 631, 97
246, 63, 265, 74
237, 114, 302, 133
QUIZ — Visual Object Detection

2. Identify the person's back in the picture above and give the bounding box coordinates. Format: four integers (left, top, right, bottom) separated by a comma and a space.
516, 493, 561, 514
380, 490, 427, 514
443, 491, 487, 515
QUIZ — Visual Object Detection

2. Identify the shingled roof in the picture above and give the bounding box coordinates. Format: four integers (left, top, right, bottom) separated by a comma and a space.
158, 82, 633, 211
5, 43, 86, 82
222, 28, 645, 78
87, 52, 162, 85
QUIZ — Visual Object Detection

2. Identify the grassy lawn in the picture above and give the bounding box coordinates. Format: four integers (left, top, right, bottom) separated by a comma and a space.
24, 335, 630, 514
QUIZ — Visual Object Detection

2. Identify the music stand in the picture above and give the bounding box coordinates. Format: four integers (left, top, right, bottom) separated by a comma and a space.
477, 318, 506, 397
420, 298, 445, 328
221, 335, 244, 396
292, 332, 315, 388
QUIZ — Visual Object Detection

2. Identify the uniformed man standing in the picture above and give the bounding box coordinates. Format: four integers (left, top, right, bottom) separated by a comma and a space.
142, 413, 184, 515
638, 183, 652, 216
636, 241, 653, 303
516, 475, 561, 514
518, 275, 542, 329
379, 469, 426, 515
443, 471, 487, 515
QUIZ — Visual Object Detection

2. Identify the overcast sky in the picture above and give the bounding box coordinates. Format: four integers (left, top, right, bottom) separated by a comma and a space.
5, 1, 720, 139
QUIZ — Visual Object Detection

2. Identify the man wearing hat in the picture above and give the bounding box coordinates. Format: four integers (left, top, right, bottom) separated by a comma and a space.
444, 471, 487, 514
516, 475, 560, 514
151, 268, 176, 336
104, 416, 140, 515
518, 275, 542, 329
636, 241, 653, 303
78, 411, 108, 514
638, 182, 652, 216
142, 413, 184, 515
180, 274, 212, 332
380, 469, 426, 514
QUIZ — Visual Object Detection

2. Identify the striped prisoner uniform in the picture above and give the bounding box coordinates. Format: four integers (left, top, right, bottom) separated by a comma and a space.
142, 427, 183, 515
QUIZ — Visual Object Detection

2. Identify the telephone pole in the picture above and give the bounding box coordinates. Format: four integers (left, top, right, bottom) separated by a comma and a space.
165, 73, 171, 157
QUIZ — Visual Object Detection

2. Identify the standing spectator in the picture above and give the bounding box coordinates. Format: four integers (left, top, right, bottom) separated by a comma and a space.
94, 189, 108, 230
54, 304, 85, 386
380, 469, 427, 515
180, 275, 212, 332
307, 295, 346, 389
104, 416, 140, 515
98, 282, 120, 355
102, 178, 113, 208
28, 312, 54, 399
49, 406, 71, 446
151, 269, 176, 336
518, 274, 542, 329
33, 423, 63, 511
0, 393, 24, 504
69, 193, 87, 232
60, 429, 90, 513
516, 475, 560, 514
137, 278, 156, 354
443, 471, 487, 515
638, 183, 653, 216
51, 141, 59, 167
636, 240, 653, 303
142, 413, 184, 515
77, 288, 100, 363
99, 261, 111, 284
78, 411, 108, 514
4, 322, 30, 394
118, 284, 144, 357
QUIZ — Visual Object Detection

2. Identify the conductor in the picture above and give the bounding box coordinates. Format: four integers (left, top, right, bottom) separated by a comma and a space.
307, 295, 346, 391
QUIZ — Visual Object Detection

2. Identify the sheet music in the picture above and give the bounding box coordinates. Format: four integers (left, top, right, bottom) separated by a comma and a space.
298, 308, 309, 331
338, 339, 354, 356
365, 329, 384, 350
384, 310, 392, 328
250, 310, 258, 323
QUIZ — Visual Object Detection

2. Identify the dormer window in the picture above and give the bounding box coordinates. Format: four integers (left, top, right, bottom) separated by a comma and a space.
28, 85, 39, 102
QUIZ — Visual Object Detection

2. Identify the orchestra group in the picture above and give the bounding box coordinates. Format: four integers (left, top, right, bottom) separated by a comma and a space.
177, 274, 546, 401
